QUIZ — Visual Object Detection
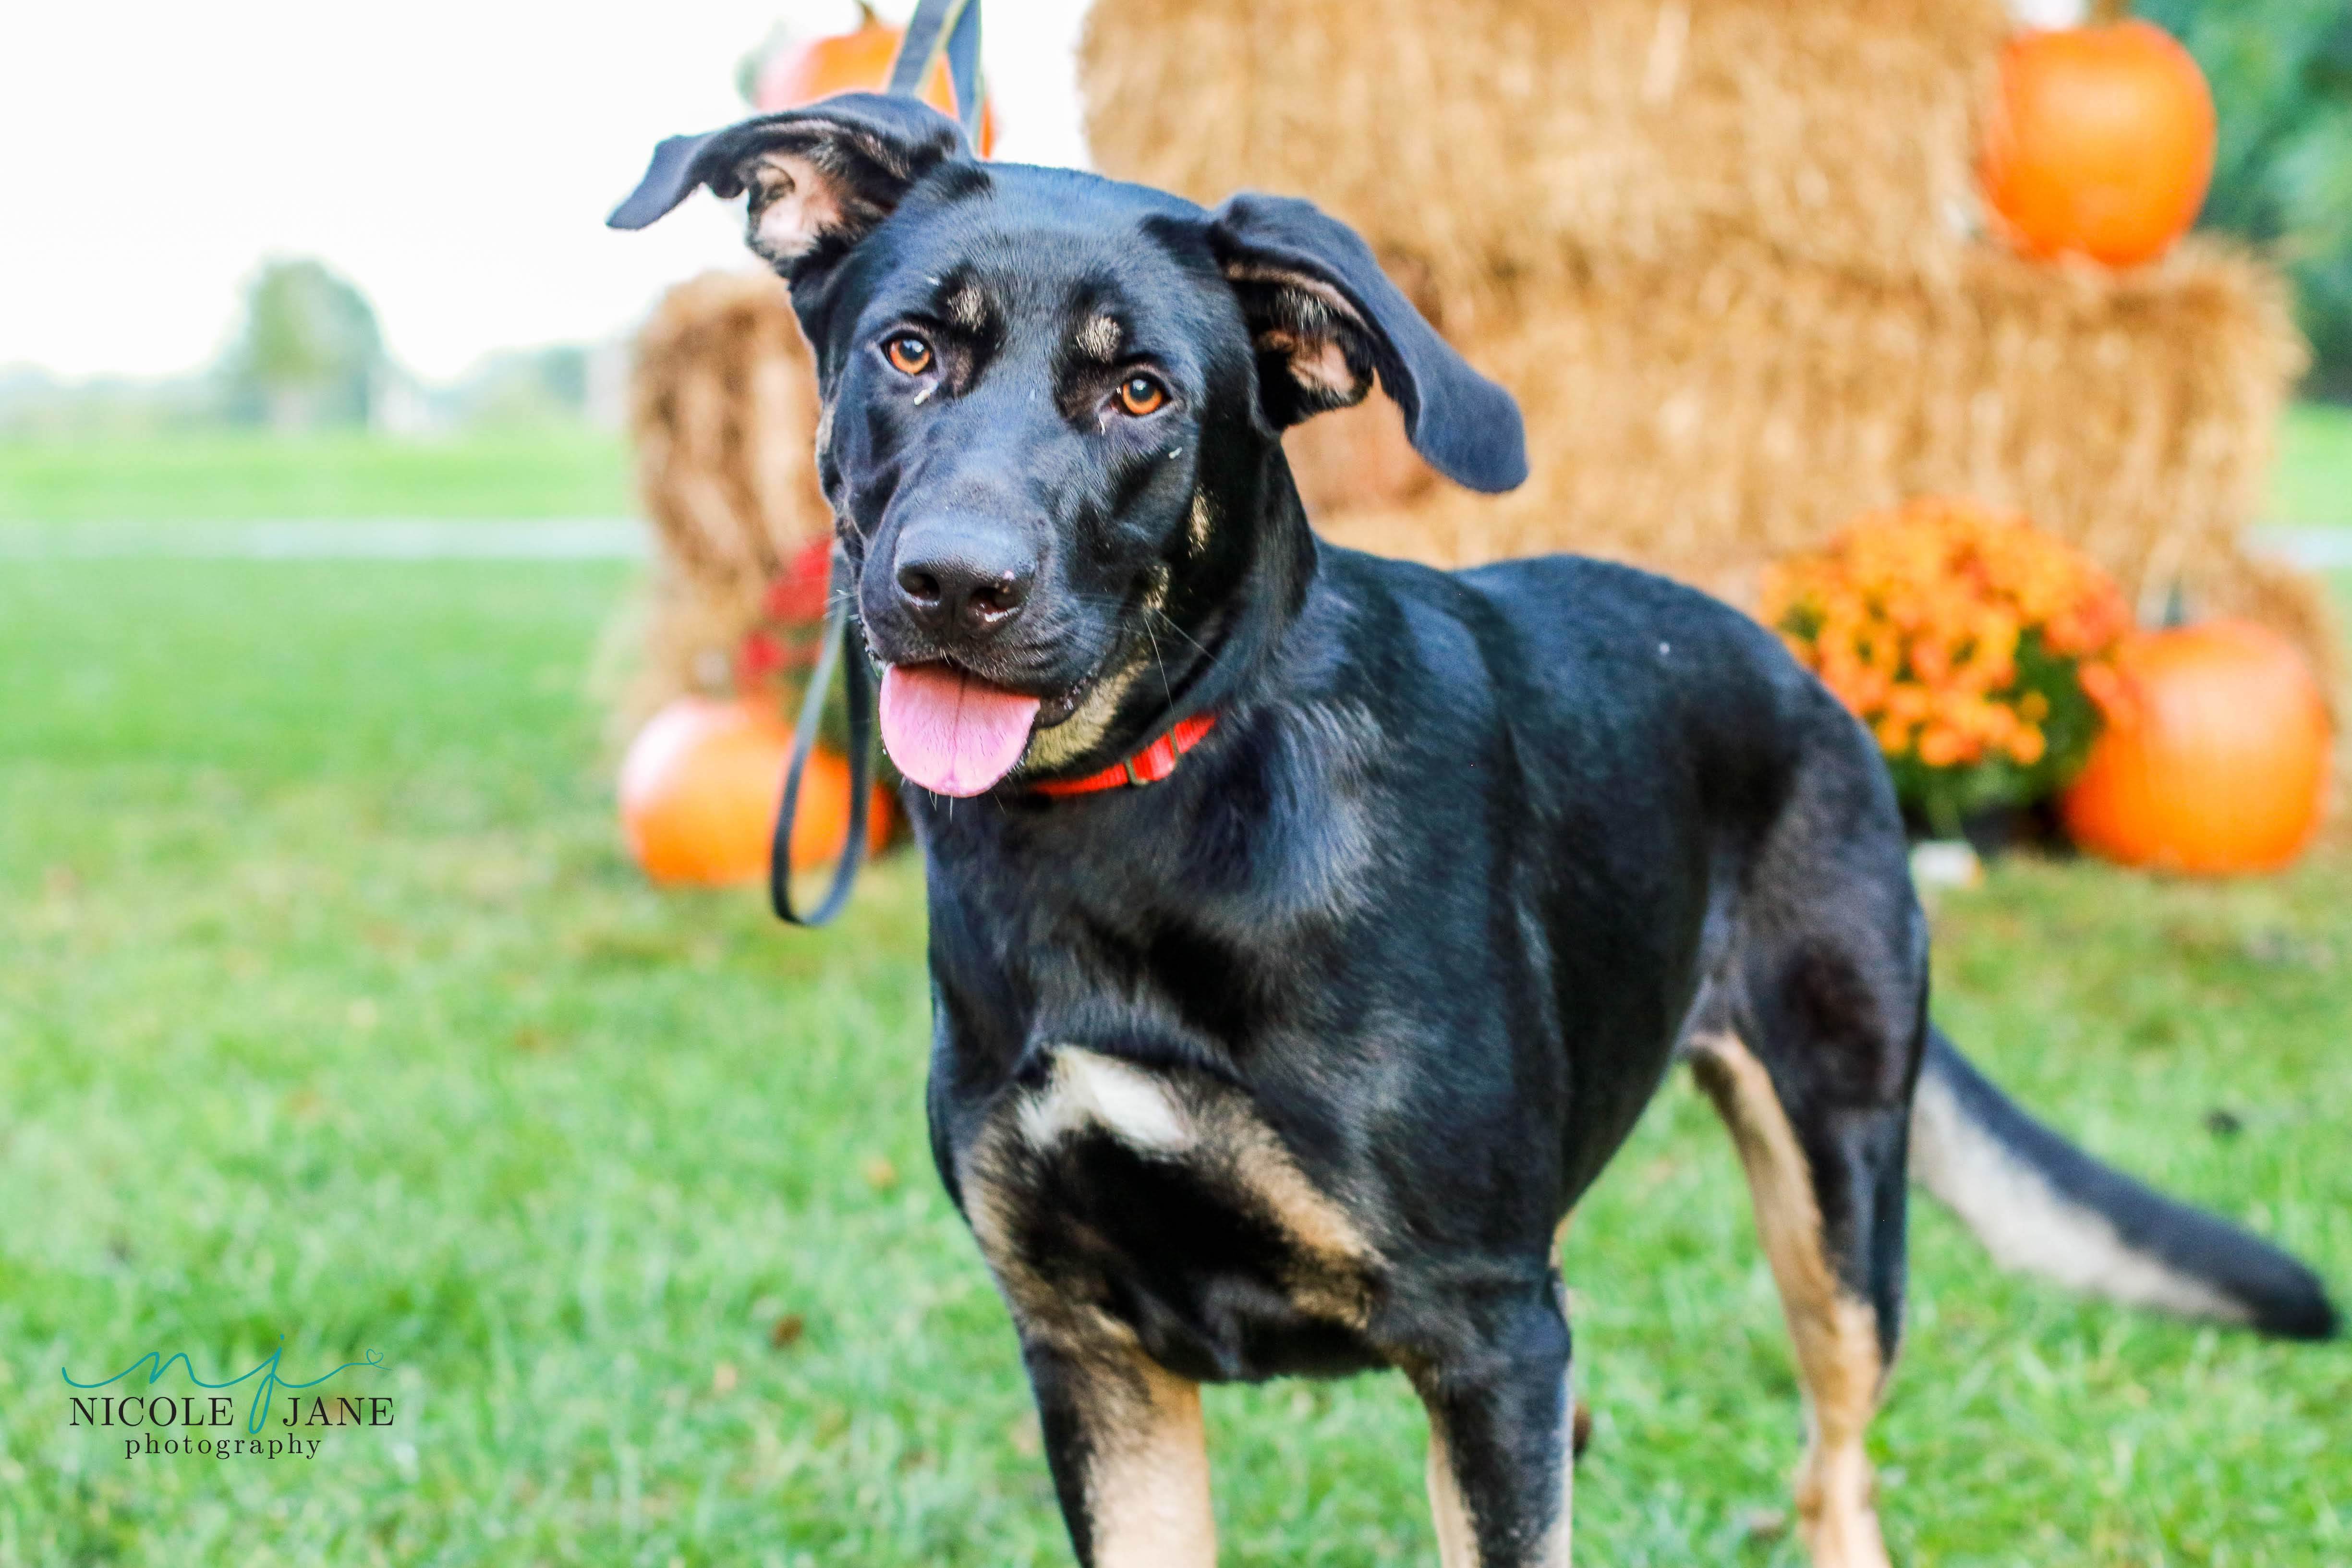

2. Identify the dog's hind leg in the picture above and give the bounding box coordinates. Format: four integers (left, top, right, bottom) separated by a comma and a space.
1410, 1279, 1576, 1566
1691, 1028, 1904, 1568
1021, 1336, 1216, 1568
1688, 746, 1927, 1568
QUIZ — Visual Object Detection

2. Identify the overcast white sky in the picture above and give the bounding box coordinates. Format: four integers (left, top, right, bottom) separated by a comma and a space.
0, 0, 1092, 382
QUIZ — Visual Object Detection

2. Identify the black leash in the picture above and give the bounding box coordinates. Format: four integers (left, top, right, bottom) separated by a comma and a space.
770, 0, 982, 926
887, 0, 985, 147
771, 553, 874, 925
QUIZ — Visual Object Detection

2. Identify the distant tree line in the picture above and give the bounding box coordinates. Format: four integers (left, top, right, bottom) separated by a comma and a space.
219, 258, 386, 429
0, 259, 603, 438
2144, 0, 2352, 398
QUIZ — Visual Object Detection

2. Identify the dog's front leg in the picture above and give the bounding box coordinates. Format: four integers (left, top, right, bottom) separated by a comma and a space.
1411, 1283, 1575, 1568
1022, 1335, 1216, 1568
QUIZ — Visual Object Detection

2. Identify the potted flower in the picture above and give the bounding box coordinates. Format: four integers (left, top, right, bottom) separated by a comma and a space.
1762, 496, 2132, 848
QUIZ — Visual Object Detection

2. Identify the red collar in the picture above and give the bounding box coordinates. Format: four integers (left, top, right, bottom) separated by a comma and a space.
1031, 712, 1219, 798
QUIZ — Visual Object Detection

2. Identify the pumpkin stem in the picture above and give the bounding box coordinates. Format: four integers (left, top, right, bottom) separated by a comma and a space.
855, 0, 879, 26
2090, 0, 2130, 21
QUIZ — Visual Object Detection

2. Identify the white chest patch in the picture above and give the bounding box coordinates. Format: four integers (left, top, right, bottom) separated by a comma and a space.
1018, 1048, 1193, 1155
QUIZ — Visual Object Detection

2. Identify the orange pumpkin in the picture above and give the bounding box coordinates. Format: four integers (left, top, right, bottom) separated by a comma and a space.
619, 696, 885, 886
1978, 19, 2215, 268
752, 4, 996, 157
2060, 621, 2331, 875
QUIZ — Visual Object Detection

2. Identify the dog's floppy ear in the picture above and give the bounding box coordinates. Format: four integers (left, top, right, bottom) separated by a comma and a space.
608, 93, 965, 274
1207, 193, 1526, 494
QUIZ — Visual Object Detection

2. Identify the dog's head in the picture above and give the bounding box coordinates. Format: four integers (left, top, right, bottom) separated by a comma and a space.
612, 95, 1524, 797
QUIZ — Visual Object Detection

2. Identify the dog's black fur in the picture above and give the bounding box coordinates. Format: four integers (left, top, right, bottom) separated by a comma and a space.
615, 96, 2337, 1566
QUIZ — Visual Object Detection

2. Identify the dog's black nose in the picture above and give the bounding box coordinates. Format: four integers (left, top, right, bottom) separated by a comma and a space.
893, 523, 1034, 638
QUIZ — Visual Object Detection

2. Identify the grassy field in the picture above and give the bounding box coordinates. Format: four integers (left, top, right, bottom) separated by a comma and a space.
2274, 402, 2352, 527
0, 428, 630, 523
0, 556, 2347, 1566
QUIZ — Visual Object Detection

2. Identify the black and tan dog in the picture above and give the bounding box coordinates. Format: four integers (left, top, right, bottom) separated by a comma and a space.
613, 96, 2337, 1567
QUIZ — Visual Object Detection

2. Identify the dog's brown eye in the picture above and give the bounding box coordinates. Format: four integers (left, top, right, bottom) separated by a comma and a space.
885, 335, 934, 376
1115, 374, 1168, 417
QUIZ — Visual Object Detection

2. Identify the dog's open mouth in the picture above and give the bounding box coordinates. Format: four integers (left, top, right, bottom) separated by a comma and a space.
878, 655, 1125, 797
876, 613, 1141, 797
878, 663, 1044, 798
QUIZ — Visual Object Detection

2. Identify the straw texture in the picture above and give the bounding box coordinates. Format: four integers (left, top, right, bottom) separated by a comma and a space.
1301, 243, 2299, 603
630, 270, 832, 589
1082, 0, 2332, 702
622, 271, 835, 724
1081, 0, 2012, 323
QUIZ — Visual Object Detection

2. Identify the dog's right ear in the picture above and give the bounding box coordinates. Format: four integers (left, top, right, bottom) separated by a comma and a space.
607, 93, 965, 275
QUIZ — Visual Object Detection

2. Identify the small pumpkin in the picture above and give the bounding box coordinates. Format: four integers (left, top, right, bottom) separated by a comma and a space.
2060, 621, 2331, 874
1978, 16, 2215, 268
619, 696, 884, 887
752, 3, 996, 156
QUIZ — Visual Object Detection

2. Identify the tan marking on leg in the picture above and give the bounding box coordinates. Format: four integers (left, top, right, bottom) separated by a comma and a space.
1426, 1419, 1481, 1568
1086, 1349, 1217, 1568
957, 1063, 1395, 1566
1689, 1033, 1890, 1568
1422, 1380, 1574, 1568
1558, 1366, 1576, 1559
1532, 1365, 1575, 1566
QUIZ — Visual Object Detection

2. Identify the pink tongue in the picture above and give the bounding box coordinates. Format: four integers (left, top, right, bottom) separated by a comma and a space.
879, 663, 1043, 797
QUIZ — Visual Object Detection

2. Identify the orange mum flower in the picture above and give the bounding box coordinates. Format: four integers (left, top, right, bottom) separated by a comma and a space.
1762, 496, 2131, 829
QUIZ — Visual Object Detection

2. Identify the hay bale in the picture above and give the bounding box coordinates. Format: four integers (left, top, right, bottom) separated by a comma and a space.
630, 270, 833, 590
1297, 239, 2333, 689
1081, 0, 2011, 325
621, 270, 836, 725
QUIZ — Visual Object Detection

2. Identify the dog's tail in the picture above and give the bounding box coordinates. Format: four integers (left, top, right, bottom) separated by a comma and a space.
1909, 1027, 2337, 1340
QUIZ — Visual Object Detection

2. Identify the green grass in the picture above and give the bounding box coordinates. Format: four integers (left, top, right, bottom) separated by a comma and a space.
0, 558, 2345, 1566
0, 428, 630, 523
2273, 402, 2352, 527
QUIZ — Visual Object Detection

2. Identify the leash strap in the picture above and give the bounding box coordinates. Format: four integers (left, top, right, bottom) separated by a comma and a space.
887, 0, 986, 147
771, 549, 873, 926
768, 0, 980, 926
